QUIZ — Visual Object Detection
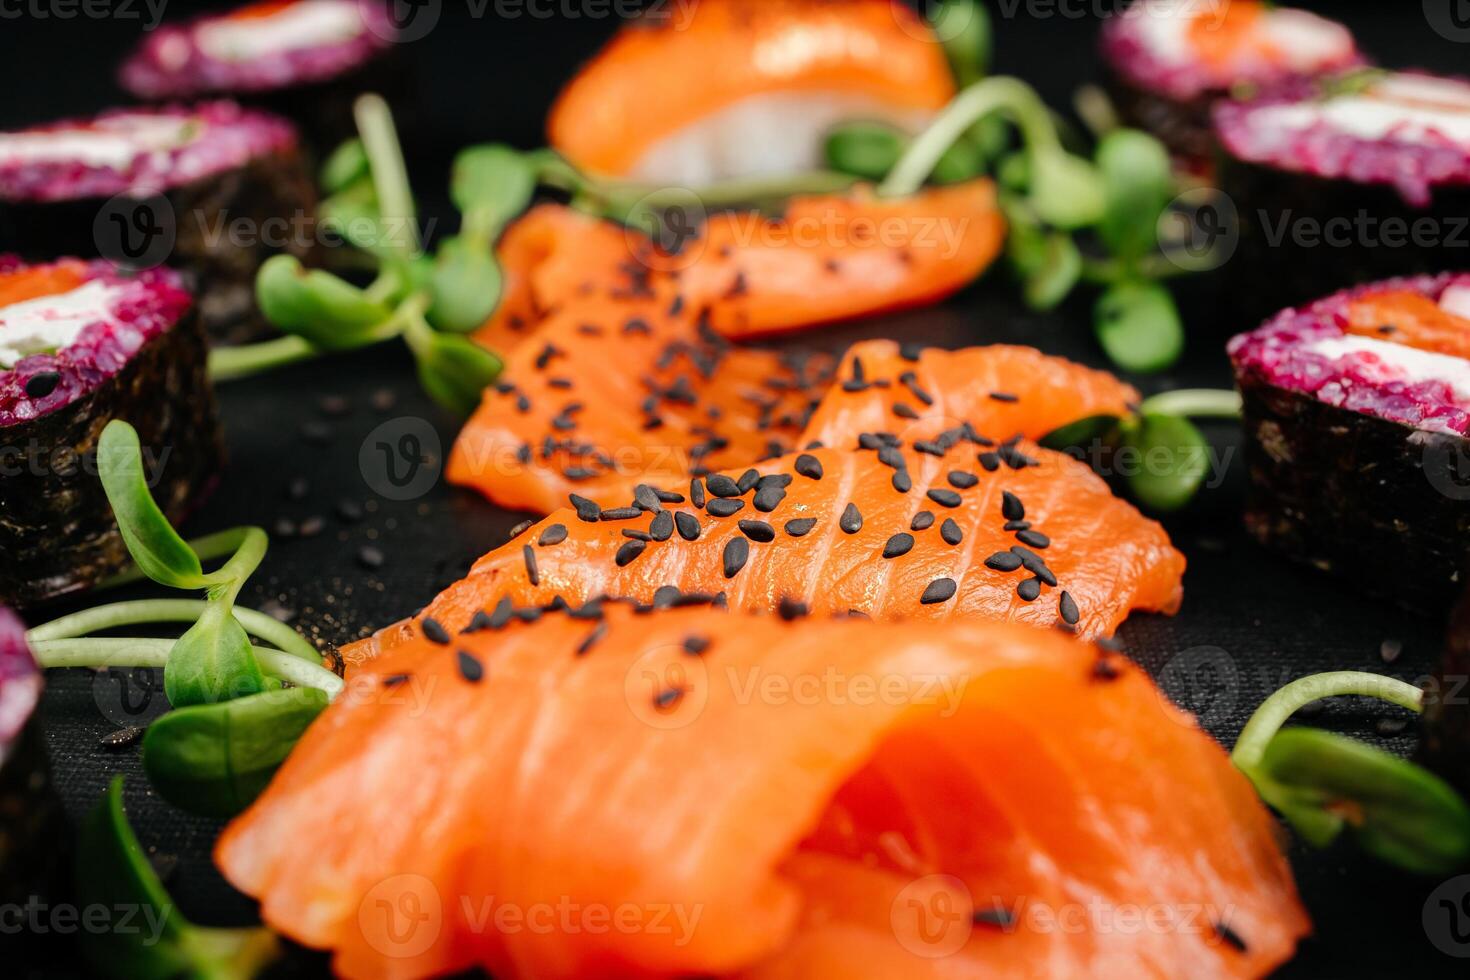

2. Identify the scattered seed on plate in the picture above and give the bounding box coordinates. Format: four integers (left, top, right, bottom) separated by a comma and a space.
753, 486, 786, 512
778, 596, 809, 620
883, 533, 915, 558
675, 511, 702, 541
1002, 491, 1025, 522
986, 552, 1023, 572
601, 507, 642, 521
539, 523, 568, 546
927, 489, 961, 508
690, 478, 707, 508
737, 468, 761, 493
522, 545, 540, 585
948, 471, 979, 489
921, 578, 957, 604
795, 454, 823, 480
940, 519, 962, 545
570, 494, 601, 523
785, 518, 817, 537
707, 498, 745, 517
633, 484, 664, 511
1016, 529, 1050, 549
911, 511, 935, 531
978, 452, 1001, 472
683, 635, 711, 656
706, 474, 741, 497
648, 510, 674, 541
615, 540, 647, 567
1017, 578, 1042, 602
840, 503, 863, 533
99, 727, 144, 750
739, 519, 776, 543
1059, 591, 1080, 625
576, 621, 609, 657
723, 538, 750, 578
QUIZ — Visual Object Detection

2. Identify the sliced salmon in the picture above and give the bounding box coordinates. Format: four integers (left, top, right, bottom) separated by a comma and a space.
354, 436, 1183, 666
219, 605, 1306, 980
800, 340, 1141, 450
1345, 289, 1470, 360
548, 0, 955, 183
473, 181, 1004, 351
450, 297, 836, 514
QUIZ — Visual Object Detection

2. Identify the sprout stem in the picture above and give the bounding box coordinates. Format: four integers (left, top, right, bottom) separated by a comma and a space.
1232, 671, 1424, 771
209, 336, 319, 382
355, 93, 419, 258
1139, 389, 1242, 420
31, 638, 343, 698
27, 600, 319, 664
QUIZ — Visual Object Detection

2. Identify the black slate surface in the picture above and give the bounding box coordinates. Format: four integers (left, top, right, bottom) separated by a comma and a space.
9, 2, 1470, 976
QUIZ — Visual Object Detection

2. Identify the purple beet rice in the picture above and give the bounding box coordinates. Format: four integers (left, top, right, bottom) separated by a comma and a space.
1229, 273, 1470, 436
0, 607, 39, 755
0, 101, 298, 204
120, 0, 397, 100
1216, 71, 1470, 207
0, 257, 193, 426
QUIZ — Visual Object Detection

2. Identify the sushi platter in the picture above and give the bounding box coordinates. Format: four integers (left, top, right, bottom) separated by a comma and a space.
5, 2, 1470, 978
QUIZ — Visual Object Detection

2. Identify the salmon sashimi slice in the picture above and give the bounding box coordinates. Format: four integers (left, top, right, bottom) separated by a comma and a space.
548, 0, 955, 184
350, 438, 1183, 666
1345, 289, 1470, 360
219, 606, 1307, 980
800, 340, 1141, 450
473, 181, 1004, 351
449, 297, 836, 514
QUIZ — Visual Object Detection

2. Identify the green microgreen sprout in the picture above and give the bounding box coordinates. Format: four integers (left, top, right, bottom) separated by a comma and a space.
208, 94, 530, 416
27, 420, 341, 817
1232, 673, 1470, 875
78, 776, 281, 979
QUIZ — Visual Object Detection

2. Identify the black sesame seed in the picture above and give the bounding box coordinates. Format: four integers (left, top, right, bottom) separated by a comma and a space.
911, 511, 935, 531
570, 494, 601, 523
989, 391, 1019, 403
522, 545, 540, 586
921, 578, 957, 604
539, 523, 569, 546
382, 673, 412, 688
649, 510, 674, 541
633, 484, 664, 512
877, 446, 905, 470
1059, 591, 1080, 625
840, 503, 863, 534
778, 596, 809, 620
1017, 578, 1041, 602
947, 471, 979, 489
893, 403, 920, 420
1016, 529, 1050, 549
737, 468, 760, 493
973, 906, 1015, 929
883, 533, 915, 559
601, 507, 642, 521
978, 452, 1001, 472
706, 474, 741, 497
99, 727, 143, 750
899, 342, 923, 362
858, 433, 883, 450
739, 519, 776, 543
723, 537, 750, 578
615, 539, 647, 567
654, 687, 684, 710
655, 487, 685, 503
675, 511, 702, 541
985, 552, 1023, 572
464, 611, 493, 633
653, 585, 681, 608
1001, 492, 1025, 522
794, 454, 824, 480
753, 486, 786, 512
507, 518, 534, 539
683, 634, 710, 656
891, 470, 912, 493
1003, 520, 1031, 532
421, 618, 451, 646
913, 440, 945, 457
622, 529, 653, 542
576, 621, 608, 657
940, 519, 962, 546
24, 371, 60, 399
785, 518, 817, 537
457, 649, 484, 682
927, 489, 962, 508
1213, 921, 1248, 954
757, 473, 793, 490
707, 498, 745, 517
690, 478, 707, 508
488, 597, 514, 629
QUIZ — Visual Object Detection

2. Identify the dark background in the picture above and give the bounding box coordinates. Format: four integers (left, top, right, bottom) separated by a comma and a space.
10, 1, 1470, 976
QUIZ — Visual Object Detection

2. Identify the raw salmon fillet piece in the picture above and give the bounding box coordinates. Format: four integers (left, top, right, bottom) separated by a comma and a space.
450, 297, 835, 514
220, 606, 1306, 980
351, 437, 1183, 666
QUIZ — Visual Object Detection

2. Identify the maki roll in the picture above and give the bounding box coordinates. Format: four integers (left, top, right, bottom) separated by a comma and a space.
0, 257, 223, 607
1229, 274, 1470, 613
0, 102, 316, 344
1424, 579, 1470, 799
1216, 70, 1470, 323
1100, 0, 1359, 168
0, 607, 62, 912
119, 0, 402, 152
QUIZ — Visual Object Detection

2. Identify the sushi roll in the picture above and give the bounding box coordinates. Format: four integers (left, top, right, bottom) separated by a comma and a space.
0, 257, 223, 607
119, 0, 402, 152
0, 607, 62, 912
1424, 580, 1470, 799
1100, 0, 1359, 167
0, 102, 316, 345
548, 0, 955, 185
1229, 274, 1470, 613
1216, 70, 1470, 323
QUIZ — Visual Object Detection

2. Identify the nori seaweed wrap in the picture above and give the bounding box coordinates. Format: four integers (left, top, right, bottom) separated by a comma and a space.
1216, 70, 1470, 326
118, 0, 405, 154
0, 102, 318, 345
0, 257, 223, 607
1423, 580, 1470, 800
0, 607, 63, 911
1229, 274, 1470, 614
1100, 0, 1358, 169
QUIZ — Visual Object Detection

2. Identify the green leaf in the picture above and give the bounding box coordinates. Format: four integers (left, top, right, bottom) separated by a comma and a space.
1020, 232, 1082, 310
1124, 412, 1210, 512
932, 135, 988, 185
318, 179, 392, 258
1094, 280, 1184, 373
427, 236, 504, 333
930, 0, 992, 87
824, 121, 907, 181
1039, 414, 1123, 453
77, 777, 281, 980
1028, 150, 1106, 229
412, 330, 504, 416
1096, 129, 1174, 263
320, 138, 369, 194
143, 687, 328, 817
1255, 728, 1470, 875
255, 255, 393, 351
452, 144, 537, 238
164, 601, 267, 709
98, 421, 207, 590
